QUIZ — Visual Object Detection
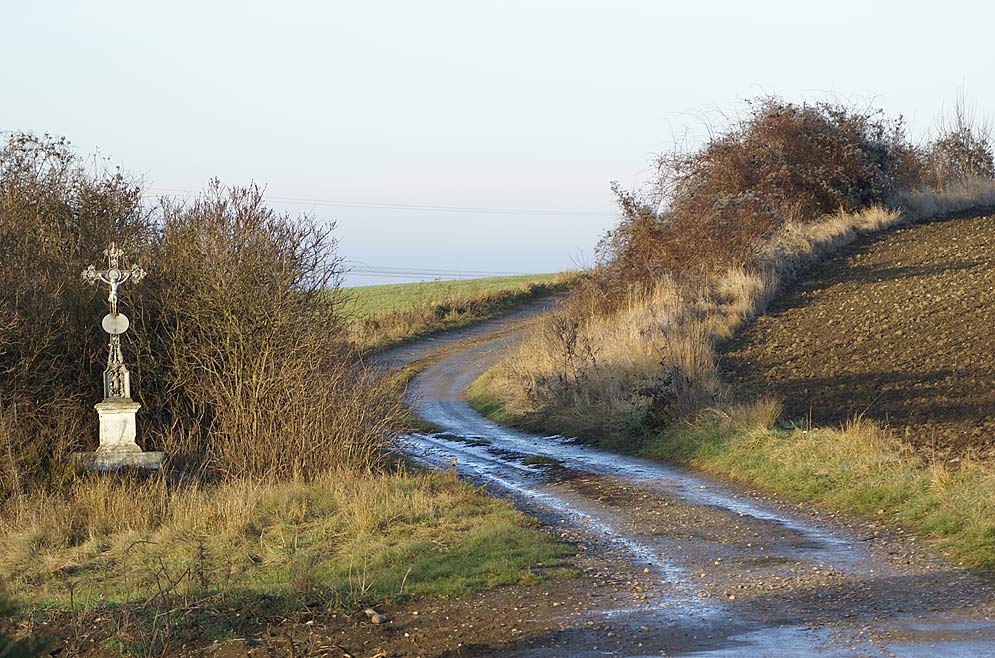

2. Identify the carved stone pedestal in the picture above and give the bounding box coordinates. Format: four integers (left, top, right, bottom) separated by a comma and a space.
74, 399, 163, 471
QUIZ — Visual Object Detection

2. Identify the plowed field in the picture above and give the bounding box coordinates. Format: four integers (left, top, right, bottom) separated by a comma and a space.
720, 213, 995, 457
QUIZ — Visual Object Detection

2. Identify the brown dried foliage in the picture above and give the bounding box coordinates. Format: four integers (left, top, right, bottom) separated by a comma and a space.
524, 96, 995, 431
587, 97, 995, 317
0, 133, 151, 494
922, 97, 995, 190
0, 133, 404, 497
596, 99, 905, 297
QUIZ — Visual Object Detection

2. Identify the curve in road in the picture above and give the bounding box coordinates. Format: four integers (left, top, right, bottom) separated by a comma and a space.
394, 299, 995, 658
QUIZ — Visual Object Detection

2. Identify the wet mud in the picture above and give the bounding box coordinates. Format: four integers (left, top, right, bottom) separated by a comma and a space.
394, 297, 995, 657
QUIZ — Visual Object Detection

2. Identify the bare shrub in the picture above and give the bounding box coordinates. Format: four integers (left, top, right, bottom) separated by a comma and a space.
131, 183, 403, 477
501, 99, 913, 434
486, 206, 903, 438
494, 97, 995, 438
594, 185, 778, 298
0, 133, 404, 495
0, 133, 151, 496
923, 95, 995, 190
597, 99, 904, 295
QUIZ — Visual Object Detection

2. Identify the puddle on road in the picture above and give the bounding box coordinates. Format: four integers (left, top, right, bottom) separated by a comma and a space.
871, 619, 995, 658
407, 407, 864, 569
402, 343, 995, 657
406, 431, 715, 617
491, 619, 853, 658
670, 625, 849, 658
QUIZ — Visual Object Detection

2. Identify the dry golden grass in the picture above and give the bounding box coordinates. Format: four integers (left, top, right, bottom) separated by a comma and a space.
641, 400, 995, 568
476, 179, 995, 440
0, 468, 569, 610
478, 204, 904, 437
898, 177, 995, 218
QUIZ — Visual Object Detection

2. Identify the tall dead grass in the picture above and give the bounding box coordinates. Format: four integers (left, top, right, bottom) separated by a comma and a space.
898, 176, 995, 218
485, 205, 908, 437
481, 187, 995, 439
477, 95, 995, 441
0, 469, 466, 584
0, 464, 568, 636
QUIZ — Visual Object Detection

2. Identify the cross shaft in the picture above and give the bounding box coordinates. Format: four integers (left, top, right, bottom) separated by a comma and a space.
82, 243, 146, 400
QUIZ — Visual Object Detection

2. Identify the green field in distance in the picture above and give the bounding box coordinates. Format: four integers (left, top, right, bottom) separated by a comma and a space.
342, 273, 568, 318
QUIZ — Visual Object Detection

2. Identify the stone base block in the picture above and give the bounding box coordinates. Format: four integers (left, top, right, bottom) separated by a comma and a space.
73, 450, 165, 471
95, 399, 142, 451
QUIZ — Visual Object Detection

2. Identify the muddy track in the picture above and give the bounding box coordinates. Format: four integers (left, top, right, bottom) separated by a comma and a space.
389, 299, 995, 657
721, 212, 995, 457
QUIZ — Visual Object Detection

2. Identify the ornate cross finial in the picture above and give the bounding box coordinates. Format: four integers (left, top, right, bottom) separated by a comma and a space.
105, 243, 123, 269
82, 242, 146, 316
82, 243, 146, 400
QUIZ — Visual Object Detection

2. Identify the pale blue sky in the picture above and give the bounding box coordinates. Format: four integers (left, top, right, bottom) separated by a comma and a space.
4, 1, 993, 285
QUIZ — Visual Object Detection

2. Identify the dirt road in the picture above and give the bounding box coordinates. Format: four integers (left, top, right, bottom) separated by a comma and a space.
387, 297, 995, 657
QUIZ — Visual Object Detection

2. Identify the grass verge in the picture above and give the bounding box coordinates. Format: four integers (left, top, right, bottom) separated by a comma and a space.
470, 384, 995, 569
1, 469, 571, 651
640, 406, 995, 569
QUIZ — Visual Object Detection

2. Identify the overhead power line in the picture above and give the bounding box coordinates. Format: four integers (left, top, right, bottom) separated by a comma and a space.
349, 264, 529, 276
145, 187, 614, 218
347, 264, 534, 280
347, 272, 501, 280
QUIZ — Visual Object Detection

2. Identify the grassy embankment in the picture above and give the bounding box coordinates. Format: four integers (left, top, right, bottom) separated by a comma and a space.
467, 95, 995, 571
2, 456, 570, 655
1, 470, 569, 620
471, 192, 995, 570
345, 273, 574, 352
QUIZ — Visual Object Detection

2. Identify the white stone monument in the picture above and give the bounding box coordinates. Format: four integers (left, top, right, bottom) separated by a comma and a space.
76, 243, 163, 470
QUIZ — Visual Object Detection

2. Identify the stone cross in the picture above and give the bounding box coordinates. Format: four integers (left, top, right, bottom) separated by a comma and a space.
77, 243, 162, 470
82, 243, 146, 399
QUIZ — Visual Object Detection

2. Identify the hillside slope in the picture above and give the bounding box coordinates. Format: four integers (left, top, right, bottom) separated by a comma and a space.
720, 212, 995, 458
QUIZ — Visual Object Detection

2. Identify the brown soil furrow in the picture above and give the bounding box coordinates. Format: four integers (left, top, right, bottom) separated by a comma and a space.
721, 213, 995, 457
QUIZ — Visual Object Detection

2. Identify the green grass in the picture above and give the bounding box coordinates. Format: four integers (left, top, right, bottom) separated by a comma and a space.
343, 273, 567, 318
469, 366, 995, 570
466, 368, 522, 426
1, 469, 572, 648
521, 455, 564, 469
344, 273, 575, 352
638, 415, 995, 569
